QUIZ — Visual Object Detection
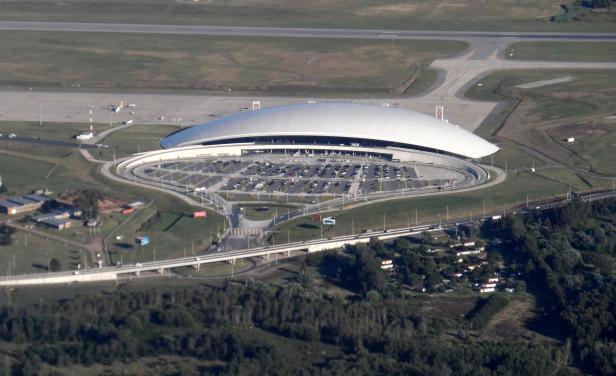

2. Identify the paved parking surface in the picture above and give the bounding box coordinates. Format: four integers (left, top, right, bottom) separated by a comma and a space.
131, 154, 474, 202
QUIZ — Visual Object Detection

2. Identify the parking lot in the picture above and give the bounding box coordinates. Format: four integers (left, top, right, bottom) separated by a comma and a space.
132, 155, 472, 201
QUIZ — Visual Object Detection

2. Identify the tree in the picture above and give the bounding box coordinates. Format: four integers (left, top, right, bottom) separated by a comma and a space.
49, 258, 61, 272
74, 189, 102, 220
352, 246, 385, 296
0, 224, 15, 246
514, 280, 527, 293
421, 231, 435, 245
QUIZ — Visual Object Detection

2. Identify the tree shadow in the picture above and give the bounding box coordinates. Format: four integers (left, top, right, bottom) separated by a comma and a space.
298, 223, 319, 230
114, 242, 134, 249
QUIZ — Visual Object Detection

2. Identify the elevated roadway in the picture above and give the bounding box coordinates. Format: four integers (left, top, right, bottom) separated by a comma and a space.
0, 224, 444, 286
0, 190, 613, 287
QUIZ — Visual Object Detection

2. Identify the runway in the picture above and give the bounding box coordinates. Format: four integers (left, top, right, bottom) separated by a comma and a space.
0, 22, 615, 134
0, 21, 615, 41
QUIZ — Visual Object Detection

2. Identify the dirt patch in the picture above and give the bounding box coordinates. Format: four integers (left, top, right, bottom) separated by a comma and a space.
56, 190, 128, 214
99, 197, 128, 213
356, 3, 418, 16
481, 296, 558, 344
125, 50, 188, 60
426, 296, 479, 320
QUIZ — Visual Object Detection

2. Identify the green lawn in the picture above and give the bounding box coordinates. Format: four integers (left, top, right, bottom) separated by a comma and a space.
468, 70, 616, 179
273, 171, 571, 243
0, 121, 88, 142
240, 204, 301, 221
98, 124, 180, 160
108, 208, 225, 265
0, 229, 88, 275
1, 120, 227, 266
0, 0, 612, 32
546, 120, 616, 176
468, 70, 616, 125
506, 42, 616, 62
0, 154, 55, 195
0, 31, 466, 96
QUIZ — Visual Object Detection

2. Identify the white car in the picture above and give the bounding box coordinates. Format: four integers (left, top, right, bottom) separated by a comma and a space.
8, 133, 16, 138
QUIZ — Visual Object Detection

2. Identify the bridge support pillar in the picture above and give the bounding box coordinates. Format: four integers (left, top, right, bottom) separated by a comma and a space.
158, 268, 165, 275
136, 270, 140, 277
286, 250, 290, 257
194, 263, 200, 271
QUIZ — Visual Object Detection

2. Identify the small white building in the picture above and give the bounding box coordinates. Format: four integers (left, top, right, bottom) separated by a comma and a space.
76, 131, 94, 141
455, 249, 483, 257
380, 259, 394, 271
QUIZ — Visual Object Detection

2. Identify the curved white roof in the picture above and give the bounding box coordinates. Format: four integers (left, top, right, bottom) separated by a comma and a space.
160, 103, 499, 159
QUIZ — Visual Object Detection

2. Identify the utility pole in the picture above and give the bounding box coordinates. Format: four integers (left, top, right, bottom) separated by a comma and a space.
38, 101, 42, 125
415, 208, 418, 226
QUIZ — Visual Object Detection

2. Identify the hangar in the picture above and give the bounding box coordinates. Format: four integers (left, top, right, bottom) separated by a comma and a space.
160, 103, 499, 159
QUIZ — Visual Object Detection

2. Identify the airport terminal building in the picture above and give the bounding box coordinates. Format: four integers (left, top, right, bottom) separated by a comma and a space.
116, 103, 500, 204
159, 102, 499, 160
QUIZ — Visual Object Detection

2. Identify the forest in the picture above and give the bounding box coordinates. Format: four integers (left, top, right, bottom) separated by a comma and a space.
0, 197, 613, 374
483, 198, 616, 374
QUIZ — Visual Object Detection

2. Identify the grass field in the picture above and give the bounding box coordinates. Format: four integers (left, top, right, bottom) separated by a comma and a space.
108, 208, 224, 264
0, 31, 466, 96
468, 70, 616, 179
0, 0, 612, 32
506, 42, 616, 62
273, 171, 572, 243
0, 121, 226, 269
98, 123, 180, 160
0, 228, 89, 275
0, 121, 87, 142
240, 204, 301, 221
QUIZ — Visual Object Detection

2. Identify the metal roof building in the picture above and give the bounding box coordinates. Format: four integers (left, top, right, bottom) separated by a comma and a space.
160, 103, 499, 159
